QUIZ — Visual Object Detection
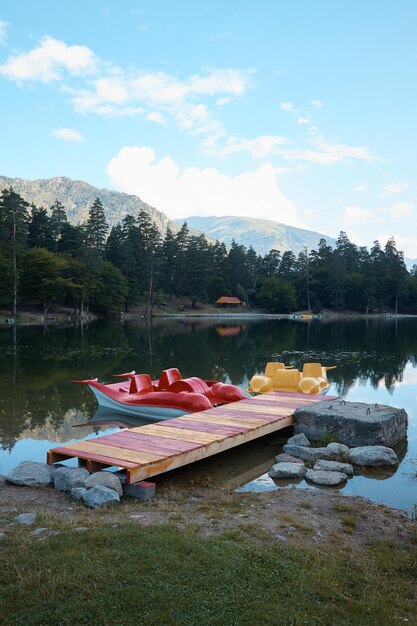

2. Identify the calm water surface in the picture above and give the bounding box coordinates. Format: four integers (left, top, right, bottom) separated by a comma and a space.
0, 317, 416, 513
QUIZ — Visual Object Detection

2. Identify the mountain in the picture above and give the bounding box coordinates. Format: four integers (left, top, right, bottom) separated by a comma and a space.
0, 175, 175, 234
174, 215, 337, 256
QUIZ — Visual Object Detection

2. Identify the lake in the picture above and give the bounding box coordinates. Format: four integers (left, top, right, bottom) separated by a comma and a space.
0, 317, 416, 514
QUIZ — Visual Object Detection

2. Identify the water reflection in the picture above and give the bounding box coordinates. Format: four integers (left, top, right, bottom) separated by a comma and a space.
0, 317, 416, 510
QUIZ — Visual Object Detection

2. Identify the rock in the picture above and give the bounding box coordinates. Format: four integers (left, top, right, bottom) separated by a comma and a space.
274, 534, 288, 542
282, 444, 322, 462
7, 461, 54, 488
294, 400, 407, 447
325, 443, 350, 460
82, 485, 120, 509
31, 528, 49, 536
84, 471, 123, 496
73, 526, 89, 532
286, 433, 311, 447
287, 433, 311, 448
15, 512, 37, 525
0, 474, 6, 487
268, 462, 307, 479
53, 467, 89, 492
71, 487, 88, 501
305, 469, 348, 486
0, 532, 6, 540
348, 446, 399, 467
274, 453, 305, 464
313, 460, 354, 476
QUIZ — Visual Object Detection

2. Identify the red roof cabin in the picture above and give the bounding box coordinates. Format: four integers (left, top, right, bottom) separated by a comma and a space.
215, 296, 243, 308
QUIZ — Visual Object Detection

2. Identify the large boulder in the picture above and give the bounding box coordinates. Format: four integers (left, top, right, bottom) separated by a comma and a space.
282, 442, 349, 463
348, 446, 398, 467
83, 485, 120, 509
313, 460, 354, 476
305, 469, 348, 486
268, 462, 306, 479
8, 461, 54, 487
294, 400, 407, 447
84, 471, 123, 496
53, 467, 89, 492
282, 444, 322, 462
71, 487, 88, 501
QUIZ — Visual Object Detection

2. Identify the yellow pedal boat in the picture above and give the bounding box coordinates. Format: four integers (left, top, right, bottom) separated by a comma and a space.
248, 362, 336, 395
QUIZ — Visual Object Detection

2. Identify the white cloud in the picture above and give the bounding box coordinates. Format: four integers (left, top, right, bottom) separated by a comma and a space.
297, 116, 311, 125
277, 136, 378, 164
146, 111, 166, 125
390, 202, 414, 218
211, 134, 288, 158
216, 97, 231, 105
344, 201, 415, 225
106, 146, 303, 226
52, 127, 84, 143
354, 184, 367, 192
0, 20, 8, 45
0, 36, 98, 83
280, 101, 298, 113
310, 99, 323, 109
344, 205, 378, 224
379, 182, 410, 197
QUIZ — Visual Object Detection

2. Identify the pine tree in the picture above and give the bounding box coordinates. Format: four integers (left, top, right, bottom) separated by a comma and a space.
85, 198, 108, 255
0, 187, 29, 316
27, 205, 54, 250
49, 200, 68, 247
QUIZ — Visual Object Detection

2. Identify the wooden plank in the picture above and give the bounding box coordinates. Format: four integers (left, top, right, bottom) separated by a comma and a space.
126, 415, 294, 483
222, 404, 293, 416
154, 418, 246, 436
65, 440, 164, 464
48, 446, 137, 469
96, 433, 200, 455
132, 424, 224, 444
183, 414, 275, 429
207, 407, 289, 420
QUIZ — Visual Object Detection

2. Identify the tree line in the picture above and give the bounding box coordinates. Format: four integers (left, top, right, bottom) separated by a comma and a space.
0, 186, 415, 316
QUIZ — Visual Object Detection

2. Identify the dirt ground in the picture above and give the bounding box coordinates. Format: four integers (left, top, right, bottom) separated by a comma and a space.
0, 477, 413, 554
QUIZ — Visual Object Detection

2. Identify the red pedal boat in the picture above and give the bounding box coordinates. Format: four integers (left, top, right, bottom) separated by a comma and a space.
73, 367, 246, 421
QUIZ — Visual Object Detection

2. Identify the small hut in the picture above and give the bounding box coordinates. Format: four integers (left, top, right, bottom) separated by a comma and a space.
215, 296, 243, 308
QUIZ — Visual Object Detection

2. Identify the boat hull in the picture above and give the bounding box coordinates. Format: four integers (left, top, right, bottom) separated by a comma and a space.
89, 386, 192, 421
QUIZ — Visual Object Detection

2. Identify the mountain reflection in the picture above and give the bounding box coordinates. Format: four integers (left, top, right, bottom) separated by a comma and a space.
0, 317, 416, 451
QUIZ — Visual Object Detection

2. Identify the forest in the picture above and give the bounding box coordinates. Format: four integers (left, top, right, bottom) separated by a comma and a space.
0, 186, 415, 316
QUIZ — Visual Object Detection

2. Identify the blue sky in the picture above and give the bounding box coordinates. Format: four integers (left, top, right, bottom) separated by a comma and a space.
0, 1, 416, 254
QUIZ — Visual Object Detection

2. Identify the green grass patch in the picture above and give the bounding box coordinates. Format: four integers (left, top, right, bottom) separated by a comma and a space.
0, 524, 416, 625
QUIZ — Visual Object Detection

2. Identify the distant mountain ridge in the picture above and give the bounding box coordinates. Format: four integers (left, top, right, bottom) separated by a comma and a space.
174, 215, 337, 257
0, 175, 176, 234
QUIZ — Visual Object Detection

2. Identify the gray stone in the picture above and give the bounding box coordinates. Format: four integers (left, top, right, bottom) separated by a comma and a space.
73, 526, 89, 532
71, 487, 88, 501
268, 463, 306, 478
286, 432, 311, 447
269, 462, 307, 479
293, 400, 407, 447
274, 453, 305, 464
325, 442, 350, 460
7, 461, 54, 487
84, 471, 123, 496
32, 528, 49, 536
82, 485, 120, 508
53, 467, 89, 492
0, 532, 6, 540
313, 460, 354, 476
274, 534, 288, 542
0, 474, 6, 487
348, 446, 398, 467
282, 444, 323, 462
15, 512, 37, 525
305, 469, 348, 486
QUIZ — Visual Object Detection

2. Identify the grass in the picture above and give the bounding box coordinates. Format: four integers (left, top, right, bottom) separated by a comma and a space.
340, 514, 358, 533
1, 523, 416, 625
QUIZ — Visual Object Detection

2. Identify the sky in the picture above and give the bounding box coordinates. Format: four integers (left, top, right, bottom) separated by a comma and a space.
0, 1, 416, 254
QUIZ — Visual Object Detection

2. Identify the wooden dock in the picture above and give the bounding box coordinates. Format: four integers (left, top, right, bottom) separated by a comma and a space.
47, 392, 335, 484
